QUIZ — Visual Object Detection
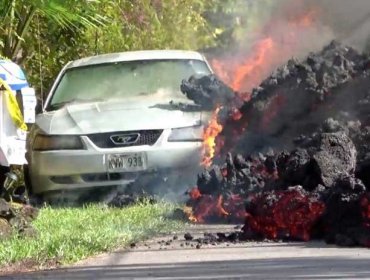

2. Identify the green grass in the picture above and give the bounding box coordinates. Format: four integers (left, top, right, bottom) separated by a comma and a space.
0, 202, 183, 267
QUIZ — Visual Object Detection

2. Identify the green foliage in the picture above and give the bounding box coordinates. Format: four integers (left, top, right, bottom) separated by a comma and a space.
2, 1, 277, 95
202, 0, 279, 52
21, 0, 221, 95
90, 0, 216, 53
0, 202, 182, 266
0, 0, 105, 61
0, 0, 222, 95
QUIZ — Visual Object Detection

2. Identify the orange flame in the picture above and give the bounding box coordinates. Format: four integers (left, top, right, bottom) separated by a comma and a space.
201, 107, 223, 167
183, 206, 198, 223
185, 188, 245, 223
186, 193, 230, 223
289, 8, 318, 27
232, 37, 274, 92
211, 7, 320, 93
189, 187, 201, 200
211, 37, 275, 93
186, 6, 321, 225
211, 59, 231, 85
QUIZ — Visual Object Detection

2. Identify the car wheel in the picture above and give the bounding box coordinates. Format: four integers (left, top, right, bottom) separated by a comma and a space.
23, 165, 33, 194
0, 165, 10, 183
0, 165, 10, 196
23, 165, 44, 206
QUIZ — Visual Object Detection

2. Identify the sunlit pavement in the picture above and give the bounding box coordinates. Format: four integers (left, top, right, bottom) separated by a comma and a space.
5, 224, 370, 280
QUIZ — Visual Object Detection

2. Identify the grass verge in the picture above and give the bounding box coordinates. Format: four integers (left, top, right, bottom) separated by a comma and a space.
0, 202, 183, 268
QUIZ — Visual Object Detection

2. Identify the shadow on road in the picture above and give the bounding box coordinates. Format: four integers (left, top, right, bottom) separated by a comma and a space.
3, 256, 370, 280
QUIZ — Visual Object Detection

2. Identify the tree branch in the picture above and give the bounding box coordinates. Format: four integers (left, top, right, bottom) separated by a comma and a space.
10, 6, 37, 61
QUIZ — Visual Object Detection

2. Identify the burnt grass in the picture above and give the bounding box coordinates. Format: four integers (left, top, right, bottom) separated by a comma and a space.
183, 41, 370, 248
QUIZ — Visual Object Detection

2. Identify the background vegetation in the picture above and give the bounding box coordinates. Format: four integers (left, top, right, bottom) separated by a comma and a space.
1, 0, 369, 99
0, 0, 248, 98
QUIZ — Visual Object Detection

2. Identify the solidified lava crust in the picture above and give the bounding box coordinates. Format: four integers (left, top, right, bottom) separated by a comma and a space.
186, 41, 370, 248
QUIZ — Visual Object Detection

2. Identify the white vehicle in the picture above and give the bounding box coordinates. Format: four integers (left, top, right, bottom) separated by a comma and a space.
0, 60, 36, 184
25, 50, 213, 197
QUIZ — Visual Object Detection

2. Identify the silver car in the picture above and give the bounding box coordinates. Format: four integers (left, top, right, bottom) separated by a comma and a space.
25, 50, 212, 197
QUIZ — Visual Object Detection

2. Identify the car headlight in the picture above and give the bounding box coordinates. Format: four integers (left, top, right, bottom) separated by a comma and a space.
168, 125, 203, 142
33, 134, 84, 151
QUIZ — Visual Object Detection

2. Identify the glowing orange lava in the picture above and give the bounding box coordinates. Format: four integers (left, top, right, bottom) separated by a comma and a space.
186, 6, 323, 225
201, 107, 223, 167
231, 108, 242, 121
186, 193, 230, 223
185, 188, 245, 223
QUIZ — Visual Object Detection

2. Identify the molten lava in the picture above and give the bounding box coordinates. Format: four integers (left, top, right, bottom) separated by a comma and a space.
260, 94, 286, 131
186, 188, 245, 223
244, 188, 325, 241
201, 107, 223, 167
189, 5, 328, 228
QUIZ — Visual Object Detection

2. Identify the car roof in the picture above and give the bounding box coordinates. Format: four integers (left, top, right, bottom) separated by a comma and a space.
66, 50, 207, 69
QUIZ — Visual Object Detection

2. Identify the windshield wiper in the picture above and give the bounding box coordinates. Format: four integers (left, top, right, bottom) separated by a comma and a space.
47, 98, 105, 111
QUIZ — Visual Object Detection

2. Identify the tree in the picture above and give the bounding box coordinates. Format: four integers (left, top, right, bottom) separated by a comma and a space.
24, 0, 220, 94
0, 0, 104, 62
1, 0, 223, 95
88, 0, 217, 54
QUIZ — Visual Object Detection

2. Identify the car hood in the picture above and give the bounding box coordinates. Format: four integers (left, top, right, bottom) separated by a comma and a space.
36, 99, 203, 135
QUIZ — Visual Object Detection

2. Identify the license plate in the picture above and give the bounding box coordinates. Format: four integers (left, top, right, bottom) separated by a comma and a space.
107, 153, 146, 172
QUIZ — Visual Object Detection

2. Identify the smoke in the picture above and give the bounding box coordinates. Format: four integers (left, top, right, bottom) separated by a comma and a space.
317, 0, 370, 50
237, 0, 370, 49
128, 0, 370, 203
207, 0, 370, 93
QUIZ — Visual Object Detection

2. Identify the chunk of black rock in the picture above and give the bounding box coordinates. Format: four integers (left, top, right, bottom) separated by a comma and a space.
216, 232, 227, 241
184, 233, 193, 241
204, 232, 218, 242
227, 232, 239, 242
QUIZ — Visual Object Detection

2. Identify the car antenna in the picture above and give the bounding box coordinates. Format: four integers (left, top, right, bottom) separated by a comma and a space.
37, 14, 44, 109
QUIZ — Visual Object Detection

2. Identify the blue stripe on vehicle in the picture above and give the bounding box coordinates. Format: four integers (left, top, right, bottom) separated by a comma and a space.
9, 83, 28, 91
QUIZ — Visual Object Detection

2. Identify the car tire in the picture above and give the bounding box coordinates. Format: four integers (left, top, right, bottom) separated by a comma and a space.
0, 165, 10, 195
0, 165, 10, 183
23, 165, 43, 206
23, 164, 33, 194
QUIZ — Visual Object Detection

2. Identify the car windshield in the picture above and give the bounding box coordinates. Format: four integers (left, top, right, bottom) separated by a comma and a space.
48, 59, 211, 110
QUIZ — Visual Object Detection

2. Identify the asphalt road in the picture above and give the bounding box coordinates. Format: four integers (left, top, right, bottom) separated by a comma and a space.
4, 224, 370, 280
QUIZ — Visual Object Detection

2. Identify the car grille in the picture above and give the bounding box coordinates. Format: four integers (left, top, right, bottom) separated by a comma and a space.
87, 130, 163, 148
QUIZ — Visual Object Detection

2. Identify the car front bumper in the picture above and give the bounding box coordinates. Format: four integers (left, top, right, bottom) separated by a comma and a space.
27, 134, 203, 194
